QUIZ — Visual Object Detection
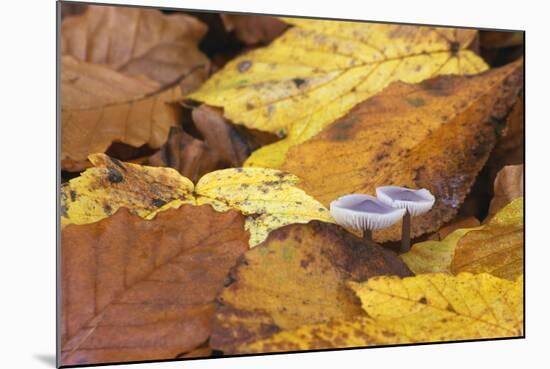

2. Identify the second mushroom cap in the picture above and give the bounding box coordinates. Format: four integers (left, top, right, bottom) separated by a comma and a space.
375, 186, 435, 216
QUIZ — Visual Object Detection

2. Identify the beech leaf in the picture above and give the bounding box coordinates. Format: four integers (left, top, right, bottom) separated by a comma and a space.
401, 197, 523, 280
236, 273, 522, 353
280, 60, 523, 241
210, 221, 412, 354
61, 205, 248, 365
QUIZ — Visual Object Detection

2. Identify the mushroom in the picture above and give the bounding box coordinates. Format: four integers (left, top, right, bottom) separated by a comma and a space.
330, 194, 406, 242
375, 186, 435, 252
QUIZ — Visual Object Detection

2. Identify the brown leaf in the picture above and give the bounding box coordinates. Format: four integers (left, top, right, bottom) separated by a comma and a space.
487, 97, 524, 177
61, 205, 248, 365
148, 105, 277, 182
220, 14, 289, 45
61, 56, 184, 171
210, 221, 412, 353
147, 127, 222, 183
61, 5, 209, 91
487, 164, 524, 220
281, 59, 523, 242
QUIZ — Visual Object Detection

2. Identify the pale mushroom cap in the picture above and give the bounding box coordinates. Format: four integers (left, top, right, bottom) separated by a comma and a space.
330, 194, 406, 231
375, 186, 435, 216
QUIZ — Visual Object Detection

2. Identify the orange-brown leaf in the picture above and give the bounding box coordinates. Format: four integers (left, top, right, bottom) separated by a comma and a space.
210, 221, 412, 353
61, 5, 209, 89
281, 59, 523, 242
61, 205, 248, 365
61, 56, 183, 170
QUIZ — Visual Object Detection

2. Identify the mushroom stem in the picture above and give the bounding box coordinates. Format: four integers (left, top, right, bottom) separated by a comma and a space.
363, 229, 373, 242
401, 210, 411, 252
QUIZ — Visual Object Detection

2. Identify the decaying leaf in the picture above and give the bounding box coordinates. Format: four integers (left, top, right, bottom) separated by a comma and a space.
188, 18, 488, 168
61, 56, 185, 171
221, 14, 289, 44
210, 221, 412, 353
61, 153, 333, 246
235, 272, 522, 353
61, 153, 195, 225
61, 5, 209, 89
488, 164, 523, 218
61, 205, 248, 365
281, 60, 523, 241
401, 197, 523, 280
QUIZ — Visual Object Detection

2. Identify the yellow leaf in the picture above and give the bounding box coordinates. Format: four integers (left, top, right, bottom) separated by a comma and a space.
401, 197, 523, 280
188, 18, 488, 168
209, 221, 412, 354
61, 154, 332, 246
61, 153, 195, 226
238, 273, 523, 353
348, 273, 523, 342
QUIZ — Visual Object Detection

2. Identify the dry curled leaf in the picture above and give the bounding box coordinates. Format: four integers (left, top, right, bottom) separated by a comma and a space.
401, 197, 523, 280
61, 56, 185, 171
221, 14, 289, 44
281, 60, 523, 241
210, 221, 412, 354
61, 205, 248, 365
189, 18, 488, 168
61, 5, 209, 89
488, 164, 524, 218
61, 154, 332, 246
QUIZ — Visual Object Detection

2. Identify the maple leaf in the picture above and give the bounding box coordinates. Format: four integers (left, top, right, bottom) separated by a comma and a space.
61, 205, 248, 365
188, 18, 488, 168
210, 221, 412, 353
280, 59, 523, 241
61, 153, 332, 246
401, 197, 523, 280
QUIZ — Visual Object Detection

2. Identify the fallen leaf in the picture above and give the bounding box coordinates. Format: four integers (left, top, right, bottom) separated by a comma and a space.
61, 5, 210, 170
62, 153, 333, 246
220, 14, 289, 44
188, 18, 488, 168
61, 56, 185, 171
147, 127, 220, 183
61, 205, 248, 365
61, 153, 194, 226
348, 273, 523, 341
488, 164, 524, 218
238, 272, 523, 353
281, 59, 523, 241
61, 5, 209, 90
210, 221, 413, 353
401, 197, 523, 280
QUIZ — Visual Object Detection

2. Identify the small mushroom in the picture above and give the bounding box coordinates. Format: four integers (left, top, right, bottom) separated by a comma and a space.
376, 186, 435, 252
330, 194, 406, 242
